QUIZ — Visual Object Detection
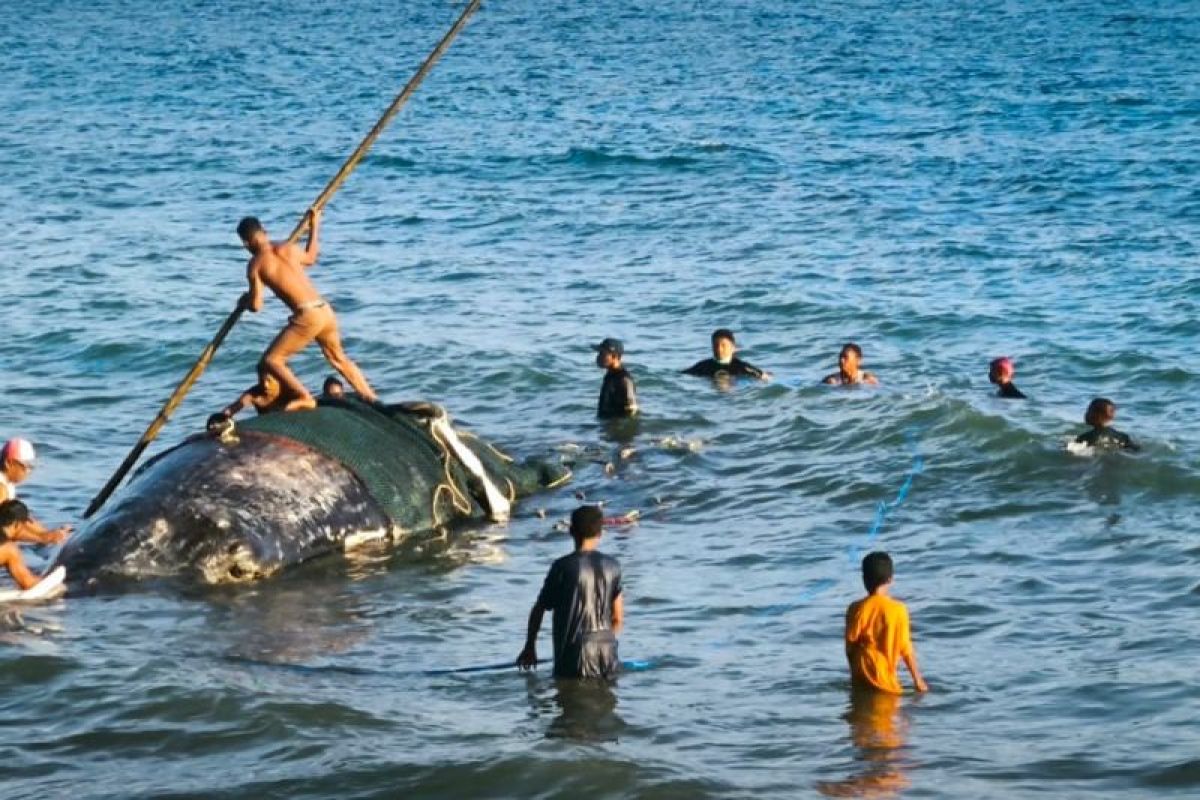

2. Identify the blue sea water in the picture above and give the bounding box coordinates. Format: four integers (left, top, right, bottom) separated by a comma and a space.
1, 0, 1199, 797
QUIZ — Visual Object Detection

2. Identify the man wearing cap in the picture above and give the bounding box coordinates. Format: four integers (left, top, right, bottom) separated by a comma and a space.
592, 338, 638, 419
0, 439, 70, 545
682, 328, 771, 382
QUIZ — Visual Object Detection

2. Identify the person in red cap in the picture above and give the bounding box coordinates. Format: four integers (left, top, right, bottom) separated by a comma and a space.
0, 439, 70, 545
988, 357, 1027, 399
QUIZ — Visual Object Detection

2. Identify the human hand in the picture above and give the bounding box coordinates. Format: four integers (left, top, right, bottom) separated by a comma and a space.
915, 677, 929, 693
307, 207, 322, 228
516, 645, 538, 670
237, 292, 252, 311
49, 525, 72, 544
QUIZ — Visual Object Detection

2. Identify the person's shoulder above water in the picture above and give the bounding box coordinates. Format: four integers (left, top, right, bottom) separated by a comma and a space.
823, 342, 879, 386
593, 337, 638, 418
683, 329, 770, 381
1075, 397, 1139, 451
989, 357, 1027, 399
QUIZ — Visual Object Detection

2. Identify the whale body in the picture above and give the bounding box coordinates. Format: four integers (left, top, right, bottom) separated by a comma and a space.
57, 401, 569, 586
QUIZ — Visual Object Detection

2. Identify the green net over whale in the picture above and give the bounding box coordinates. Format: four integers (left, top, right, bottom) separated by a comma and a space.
237, 399, 565, 530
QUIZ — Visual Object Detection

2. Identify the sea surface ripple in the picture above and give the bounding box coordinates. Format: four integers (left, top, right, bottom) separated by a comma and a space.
1, 1, 1198, 797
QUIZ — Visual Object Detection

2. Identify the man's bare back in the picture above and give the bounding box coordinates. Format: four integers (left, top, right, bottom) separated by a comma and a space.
234, 210, 377, 409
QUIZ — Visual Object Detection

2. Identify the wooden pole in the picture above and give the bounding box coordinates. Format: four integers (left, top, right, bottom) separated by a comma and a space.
84, 0, 484, 518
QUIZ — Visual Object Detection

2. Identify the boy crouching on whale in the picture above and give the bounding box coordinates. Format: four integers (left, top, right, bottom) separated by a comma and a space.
845, 551, 928, 694
517, 505, 624, 679
0, 501, 44, 590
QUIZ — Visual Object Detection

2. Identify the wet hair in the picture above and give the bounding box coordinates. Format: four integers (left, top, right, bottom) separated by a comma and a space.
861, 551, 894, 593
0, 499, 30, 538
711, 328, 736, 345
237, 216, 265, 242
570, 505, 604, 539
840, 342, 863, 359
322, 376, 345, 395
1085, 397, 1116, 428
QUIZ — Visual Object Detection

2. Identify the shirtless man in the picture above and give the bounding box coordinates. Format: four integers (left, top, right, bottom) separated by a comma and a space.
238, 209, 376, 411
823, 342, 879, 386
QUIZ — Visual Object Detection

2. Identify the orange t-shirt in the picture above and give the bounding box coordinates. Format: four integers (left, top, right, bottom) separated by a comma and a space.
845, 593, 913, 694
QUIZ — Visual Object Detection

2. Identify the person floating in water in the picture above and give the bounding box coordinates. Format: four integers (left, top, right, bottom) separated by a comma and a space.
845, 551, 928, 694
237, 208, 377, 412
321, 376, 346, 399
517, 505, 624, 680
1075, 397, 1138, 451
989, 357, 1026, 399
0, 439, 69, 545
682, 328, 771, 381
823, 342, 879, 386
593, 338, 638, 418
0, 501, 47, 590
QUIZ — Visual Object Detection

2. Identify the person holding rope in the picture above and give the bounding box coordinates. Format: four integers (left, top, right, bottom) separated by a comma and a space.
236, 208, 377, 412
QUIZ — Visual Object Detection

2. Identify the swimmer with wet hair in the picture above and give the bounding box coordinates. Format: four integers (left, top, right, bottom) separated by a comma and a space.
0, 500, 43, 590
682, 328, 771, 381
1075, 397, 1138, 451
823, 342, 879, 386
989, 357, 1027, 399
322, 376, 346, 399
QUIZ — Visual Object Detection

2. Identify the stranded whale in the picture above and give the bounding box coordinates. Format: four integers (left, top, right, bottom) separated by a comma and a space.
56, 400, 569, 586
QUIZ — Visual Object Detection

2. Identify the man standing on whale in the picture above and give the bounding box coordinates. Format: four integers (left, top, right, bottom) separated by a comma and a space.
236, 209, 377, 411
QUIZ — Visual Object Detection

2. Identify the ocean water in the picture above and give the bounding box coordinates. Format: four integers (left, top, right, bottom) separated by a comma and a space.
1, 0, 1199, 797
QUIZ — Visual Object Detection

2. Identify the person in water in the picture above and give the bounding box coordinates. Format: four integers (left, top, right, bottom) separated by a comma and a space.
823, 342, 879, 386
321, 376, 346, 399
0, 500, 46, 590
682, 328, 771, 381
989, 357, 1026, 399
593, 338, 638, 418
517, 505, 624, 680
1075, 397, 1138, 451
0, 439, 69, 545
845, 551, 928, 694
237, 208, 376, 412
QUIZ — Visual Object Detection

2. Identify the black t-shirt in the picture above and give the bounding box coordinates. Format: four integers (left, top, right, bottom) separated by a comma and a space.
1075, 427, 1138, 451
598, 367, 637, 418
536, 550, 623, 679
997, 382, 1027, 399
682, 357, 765, 380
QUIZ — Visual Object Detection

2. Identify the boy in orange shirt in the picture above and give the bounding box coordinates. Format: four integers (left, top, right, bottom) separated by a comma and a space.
845, 551, 928, 694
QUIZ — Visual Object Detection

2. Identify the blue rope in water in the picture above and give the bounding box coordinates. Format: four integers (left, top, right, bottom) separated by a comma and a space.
759, 428, 924, 614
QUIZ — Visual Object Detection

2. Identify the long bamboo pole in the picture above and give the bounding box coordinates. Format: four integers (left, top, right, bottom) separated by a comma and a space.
84, 0, 483, 518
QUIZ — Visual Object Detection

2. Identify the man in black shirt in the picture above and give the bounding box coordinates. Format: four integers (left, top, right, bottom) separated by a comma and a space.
682, 328, 771, 382
517, 505, 625, 680
593, 338, 638, 418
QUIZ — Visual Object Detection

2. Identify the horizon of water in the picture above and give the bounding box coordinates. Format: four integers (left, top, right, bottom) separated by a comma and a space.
1, 1, 1198, 797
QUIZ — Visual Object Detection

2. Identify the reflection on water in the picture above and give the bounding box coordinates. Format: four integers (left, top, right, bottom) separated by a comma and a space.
816, 688, 912, 798
525, 675, 626, 742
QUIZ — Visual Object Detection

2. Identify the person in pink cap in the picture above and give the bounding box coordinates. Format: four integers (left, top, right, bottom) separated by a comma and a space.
0, 439, 70, 544
988, 357, 1027, 399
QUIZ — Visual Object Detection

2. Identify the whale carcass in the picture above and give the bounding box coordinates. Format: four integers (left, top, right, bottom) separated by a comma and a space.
56, 400, 570, 585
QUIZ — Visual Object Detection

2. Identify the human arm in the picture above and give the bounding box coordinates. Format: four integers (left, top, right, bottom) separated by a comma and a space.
516, 604, 545, 669
903, 650, 928, 692
736, 359, 771, 382
0, 544, 40, 590
244, 259, 264, 312
299, 208, 321, 266
9, 518, 70, 546
863, 372, 880, 386
682, 360, 710, 377
624, 376, 639, 416
611, 593, 624, 635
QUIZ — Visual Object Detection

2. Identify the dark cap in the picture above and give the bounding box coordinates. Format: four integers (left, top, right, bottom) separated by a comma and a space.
591, 337, 624, 356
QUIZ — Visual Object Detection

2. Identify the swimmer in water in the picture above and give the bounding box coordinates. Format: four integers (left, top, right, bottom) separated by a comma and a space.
989, 357, 1027, 399
0, 500, 46, 590
682, 328, 771, 381
1075, 397, 1138, 451
321, 376, 346, 399
823, 343, 879, 386
593, 338, 638, 419
0, 439, 70, 544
